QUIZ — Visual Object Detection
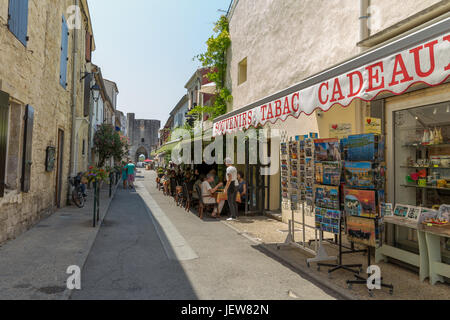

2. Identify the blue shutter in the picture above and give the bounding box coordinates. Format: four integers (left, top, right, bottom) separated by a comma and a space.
8, 0, 29, 46
60, 15, 69, 89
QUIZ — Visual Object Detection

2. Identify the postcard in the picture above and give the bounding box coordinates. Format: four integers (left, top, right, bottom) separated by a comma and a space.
346, 216, 377, 246
344, 188, 377, 218
314, 185, 340, 210
314, 138, 341, 161
346, 134, 378, 161
380, 203, 393, 217
406, 206, 421, 221
394, 204, 409, 218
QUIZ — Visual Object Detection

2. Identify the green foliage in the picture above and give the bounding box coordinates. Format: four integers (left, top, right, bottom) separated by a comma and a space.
192, 15, 232, 119
93, 124, 129, 167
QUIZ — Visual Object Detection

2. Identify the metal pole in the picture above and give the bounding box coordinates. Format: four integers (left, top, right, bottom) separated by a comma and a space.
97, 183, 100, 222
109, 172, 112, 198
93, 181, 97, 227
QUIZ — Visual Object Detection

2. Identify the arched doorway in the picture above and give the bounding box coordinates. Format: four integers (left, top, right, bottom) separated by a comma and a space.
135, 146, 148, 163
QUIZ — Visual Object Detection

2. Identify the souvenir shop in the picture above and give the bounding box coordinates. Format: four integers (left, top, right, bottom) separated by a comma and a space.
213, 18, 450, 292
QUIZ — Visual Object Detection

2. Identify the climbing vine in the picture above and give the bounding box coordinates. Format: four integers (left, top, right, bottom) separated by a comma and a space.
190, 15, 232, 120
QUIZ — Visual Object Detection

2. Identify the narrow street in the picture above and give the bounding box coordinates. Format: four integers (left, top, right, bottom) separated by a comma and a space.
71, 171, 337, 300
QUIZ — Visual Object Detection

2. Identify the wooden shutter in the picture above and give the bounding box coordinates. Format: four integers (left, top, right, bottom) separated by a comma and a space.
83, 73, 92, 117
21, 105, 34, 193
8, 0, 29, 46
0, 91, 10, 197
85, 31, 92, 62
60, 16, 69, 89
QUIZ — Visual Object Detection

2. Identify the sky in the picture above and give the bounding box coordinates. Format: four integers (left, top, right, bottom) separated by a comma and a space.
87, 0, 231, 126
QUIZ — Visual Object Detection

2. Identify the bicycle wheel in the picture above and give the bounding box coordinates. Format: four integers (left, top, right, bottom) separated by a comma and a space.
72, 190, 85, 208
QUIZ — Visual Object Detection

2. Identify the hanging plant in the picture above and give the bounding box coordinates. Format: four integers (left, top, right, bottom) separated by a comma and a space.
190, 15, 232, 119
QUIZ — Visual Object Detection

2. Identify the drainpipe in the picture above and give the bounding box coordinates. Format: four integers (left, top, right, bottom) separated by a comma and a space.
68, 0, 79, 201
359, 0, 370, 42
356, 0, 370, 134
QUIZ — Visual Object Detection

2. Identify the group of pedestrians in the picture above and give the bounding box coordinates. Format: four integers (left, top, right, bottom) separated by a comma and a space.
122, 160, 136, 189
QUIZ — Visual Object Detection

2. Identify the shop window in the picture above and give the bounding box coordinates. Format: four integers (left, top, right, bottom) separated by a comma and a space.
0, 92, 25, 197
394, 101, 450, 208
238, 57, 248, 85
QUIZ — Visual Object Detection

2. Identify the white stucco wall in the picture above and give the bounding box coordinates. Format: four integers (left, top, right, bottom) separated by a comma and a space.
227, 0, 443, 115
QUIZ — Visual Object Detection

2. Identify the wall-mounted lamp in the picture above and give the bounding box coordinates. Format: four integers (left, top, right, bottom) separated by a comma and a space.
91, 84, 101, 103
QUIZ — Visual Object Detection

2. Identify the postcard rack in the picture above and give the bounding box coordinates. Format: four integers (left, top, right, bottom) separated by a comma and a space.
278, 134, 318, 256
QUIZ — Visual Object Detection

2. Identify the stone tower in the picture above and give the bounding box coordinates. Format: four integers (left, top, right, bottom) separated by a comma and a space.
126, 113, 160, 162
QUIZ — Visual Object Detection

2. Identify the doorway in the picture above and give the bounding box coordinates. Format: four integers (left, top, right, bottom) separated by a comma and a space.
55, 129, 64, 208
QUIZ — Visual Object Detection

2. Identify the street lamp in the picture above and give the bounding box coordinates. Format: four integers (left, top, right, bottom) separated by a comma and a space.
91, 84, 101, 103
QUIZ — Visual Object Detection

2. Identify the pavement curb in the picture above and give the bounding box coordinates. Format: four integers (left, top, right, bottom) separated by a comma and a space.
221, 221, 358, 301
61, 181, 120, 300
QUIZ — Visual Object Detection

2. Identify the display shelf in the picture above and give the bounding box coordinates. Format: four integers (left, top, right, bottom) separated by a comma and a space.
402, 143, 450, 148
400, 184, 450, 191
400, 166, 450, 169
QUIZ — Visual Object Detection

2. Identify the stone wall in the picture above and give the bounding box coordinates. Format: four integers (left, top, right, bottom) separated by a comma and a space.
0, 0, 92, 244
127, 114, 160, 161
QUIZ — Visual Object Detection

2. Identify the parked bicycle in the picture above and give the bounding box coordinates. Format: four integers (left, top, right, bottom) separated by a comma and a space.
69, 173, 87, 208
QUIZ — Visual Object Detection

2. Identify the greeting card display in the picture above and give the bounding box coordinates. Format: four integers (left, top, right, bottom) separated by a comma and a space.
344, 188, 378, 218
314, 138, 341, 161
315, 161, 341, 186
344, 161, 385, 189
346, 216, 378, 247
314, 185, 340, 210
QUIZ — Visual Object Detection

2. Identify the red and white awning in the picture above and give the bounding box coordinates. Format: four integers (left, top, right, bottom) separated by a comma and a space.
213, 20, 450, 137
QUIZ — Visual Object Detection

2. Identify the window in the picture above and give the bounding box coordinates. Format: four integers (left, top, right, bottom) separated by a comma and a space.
238, 57, 248, 85
0, 90, 29, 197
82, 139, 86, 156
141, 138, 145, 143
7, 0, 29, 46
60, 15, 69, 89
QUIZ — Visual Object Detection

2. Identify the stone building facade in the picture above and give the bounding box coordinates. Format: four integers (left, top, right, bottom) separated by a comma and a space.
126, 114, 160, 162
0, 0, 94, 244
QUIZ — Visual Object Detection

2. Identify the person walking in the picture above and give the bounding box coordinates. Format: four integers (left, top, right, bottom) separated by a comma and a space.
224, 157, 239, 221
126, 160, 136, 189
122, 161, 128, 189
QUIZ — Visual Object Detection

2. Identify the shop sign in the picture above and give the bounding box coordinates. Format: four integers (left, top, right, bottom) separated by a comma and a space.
364, 117, 382, 134
330, 123, 352, 138
214, 34, 450, 136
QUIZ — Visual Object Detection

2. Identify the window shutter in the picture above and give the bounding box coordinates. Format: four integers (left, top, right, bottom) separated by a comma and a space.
21, 105, 34, 193
60, 16, 69, 89
85, 31, 92, 62
8, 0, 29, 46
83, 73, 92, 117
0, 91, 10, 198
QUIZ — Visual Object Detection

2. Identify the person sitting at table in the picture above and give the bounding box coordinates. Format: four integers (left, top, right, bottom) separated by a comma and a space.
192, 174, 205, 200
238, 171, 247, 211
208, 169, 219, 188
201, 174, 224, 218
